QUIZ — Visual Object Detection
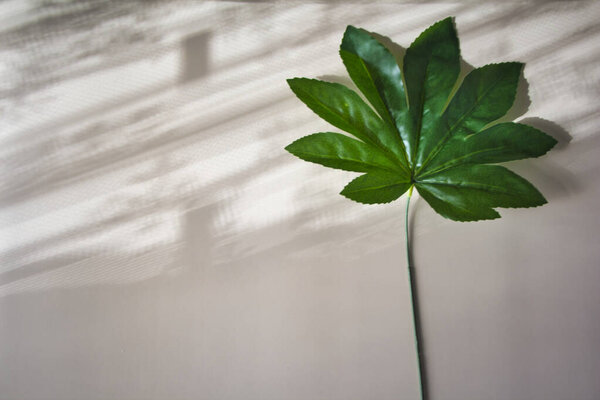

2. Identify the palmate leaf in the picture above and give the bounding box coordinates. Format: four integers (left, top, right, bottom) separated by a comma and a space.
285, 17, 556, 221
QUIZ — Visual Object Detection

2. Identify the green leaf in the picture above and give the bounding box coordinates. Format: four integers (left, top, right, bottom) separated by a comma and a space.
421, 122, 558, 177
403, 17, 460, 165
340, 26, 410, 162
415, 165, 546, 221
287, 78, 408, 168
285, 132, 404, 174
285, 17, 557, 222
341, 171, 411, 204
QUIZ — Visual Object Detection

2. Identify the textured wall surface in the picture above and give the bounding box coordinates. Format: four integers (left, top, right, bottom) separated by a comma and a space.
1, 2, 600, 399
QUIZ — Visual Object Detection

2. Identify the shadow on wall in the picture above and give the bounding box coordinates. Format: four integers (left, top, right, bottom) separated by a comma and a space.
2, 2, 600, 399
181, 31, 212, 84
2, 0, 595, 309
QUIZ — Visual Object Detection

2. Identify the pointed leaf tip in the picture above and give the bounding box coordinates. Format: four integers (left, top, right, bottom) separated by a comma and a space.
284, 132, 401, 173
340, 171, 411, 204
404, 15, 460, 164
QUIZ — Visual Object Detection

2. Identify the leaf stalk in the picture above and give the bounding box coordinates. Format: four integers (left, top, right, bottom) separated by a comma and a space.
405, 187, 427, 400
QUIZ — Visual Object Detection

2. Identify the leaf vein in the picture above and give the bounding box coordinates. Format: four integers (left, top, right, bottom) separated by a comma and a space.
293, 151, 402, 173
416, 147, 504, 179
416, 73, 507, 175
417, 180, 513, 194
347, 181, 410, 194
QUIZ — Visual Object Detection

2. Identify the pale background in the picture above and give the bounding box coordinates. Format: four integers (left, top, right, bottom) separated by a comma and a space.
1, 2, 599, 400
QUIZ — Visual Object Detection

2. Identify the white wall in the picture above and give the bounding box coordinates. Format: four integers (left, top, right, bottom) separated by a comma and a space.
1, 2, 599, 399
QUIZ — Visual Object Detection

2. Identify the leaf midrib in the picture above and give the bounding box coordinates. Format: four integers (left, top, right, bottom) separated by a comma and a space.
292, 150, 404, 174
416, 179, 514, 195
346, 180, 410, 194
416, 146, 504, 179
409, 53, 433, 174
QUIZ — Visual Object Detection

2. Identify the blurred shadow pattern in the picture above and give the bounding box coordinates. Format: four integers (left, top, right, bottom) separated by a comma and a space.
1, 2, 600, 400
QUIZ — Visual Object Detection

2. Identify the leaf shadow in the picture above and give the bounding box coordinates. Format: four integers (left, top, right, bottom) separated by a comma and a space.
458, 57, 476, 80
318, 74, 356, 90
506, 117, 579, 200
318, 29, 407, 91
519, 117, 572, 150
367, 31, 406, 67
508, 157, 580, 200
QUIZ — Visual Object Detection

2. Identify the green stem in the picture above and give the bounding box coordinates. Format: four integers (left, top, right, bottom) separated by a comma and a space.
405, 186, 427, 400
